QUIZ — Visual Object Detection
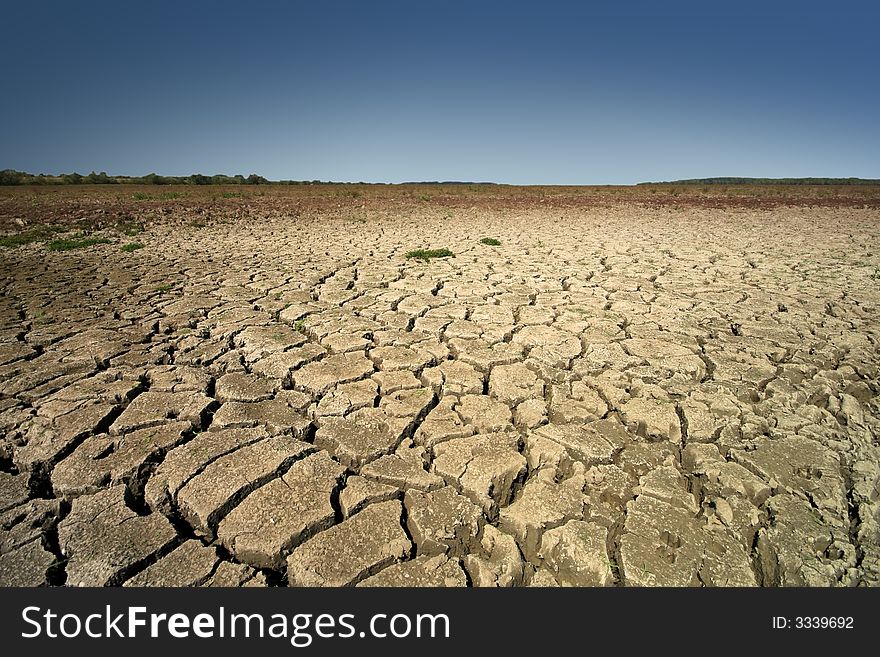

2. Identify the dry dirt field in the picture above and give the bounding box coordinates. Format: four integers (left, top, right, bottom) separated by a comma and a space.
0, 184, 878, 587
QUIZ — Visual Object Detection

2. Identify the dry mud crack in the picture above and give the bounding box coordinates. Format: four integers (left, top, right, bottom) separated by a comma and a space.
1, 194, 879, 587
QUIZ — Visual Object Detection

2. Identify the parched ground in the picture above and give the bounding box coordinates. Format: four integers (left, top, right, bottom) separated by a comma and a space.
0, 185, 878, 587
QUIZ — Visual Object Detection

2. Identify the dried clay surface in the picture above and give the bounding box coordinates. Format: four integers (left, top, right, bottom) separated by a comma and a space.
0, 186, 878, 587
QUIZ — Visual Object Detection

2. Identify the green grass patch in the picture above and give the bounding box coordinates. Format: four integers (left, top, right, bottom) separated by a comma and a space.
154, 283, 176, 293
480, 237, 501, 246
117, 223, 143, 236
132, 191, 183, 201
0, 225, 65, 248
0, 232, 43, 249
405, 248, 454, 261
121, 242, 144, 252
293, 319, 307, 333
46, 237, 112, 251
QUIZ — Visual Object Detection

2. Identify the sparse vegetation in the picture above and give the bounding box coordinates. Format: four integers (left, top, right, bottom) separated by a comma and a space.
480, 237, 501, 246
154, 283, 176, 293
117, 222, 144, 236
603, 558, 620, 574
0, 225, 64, 248
46, 236, 112, 251
121, 242, 144, 252
133, 191, 183, 201
0, 232, 41, 249
405, 248, 454, 261
293, 319, 307, 333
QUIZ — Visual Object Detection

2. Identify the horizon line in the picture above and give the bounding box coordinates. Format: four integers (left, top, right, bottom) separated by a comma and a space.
2, 169, 880, 187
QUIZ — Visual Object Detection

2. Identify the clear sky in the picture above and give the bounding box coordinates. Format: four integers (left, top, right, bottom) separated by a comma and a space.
2, 0, 877, 184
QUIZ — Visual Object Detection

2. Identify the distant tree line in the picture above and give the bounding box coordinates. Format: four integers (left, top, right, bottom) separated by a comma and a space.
639, 177, 880, 185
0, 170, 476, 186
0, 169, 279, 186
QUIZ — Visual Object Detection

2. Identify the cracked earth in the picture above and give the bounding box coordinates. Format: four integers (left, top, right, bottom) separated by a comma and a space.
1, 187, 879, 587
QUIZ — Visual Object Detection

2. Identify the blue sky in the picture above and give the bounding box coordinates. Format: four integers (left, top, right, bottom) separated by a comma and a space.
2, 0, 877, 184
